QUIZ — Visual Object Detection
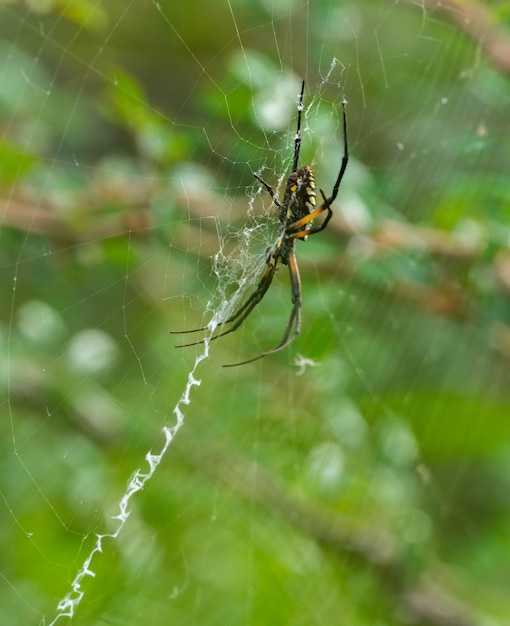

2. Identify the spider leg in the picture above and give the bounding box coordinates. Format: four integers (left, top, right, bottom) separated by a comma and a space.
322, 98, 349, 207
287, 98, 348, 239
173, 259, 279, 348
253, 173, 282, 209
287, 190, 329, 235
253, 79, 306, 207
223, 250, 302, 367
288, 189, 332, 239
292, 80, 305, 173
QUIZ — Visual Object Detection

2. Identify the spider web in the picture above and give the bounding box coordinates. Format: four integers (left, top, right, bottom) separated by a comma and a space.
1, 1, 510, 625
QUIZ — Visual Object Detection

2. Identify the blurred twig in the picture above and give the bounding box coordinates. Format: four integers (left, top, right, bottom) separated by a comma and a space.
202, 446, 478, 626
11, 186, 510, 358
419, 0, 510, 73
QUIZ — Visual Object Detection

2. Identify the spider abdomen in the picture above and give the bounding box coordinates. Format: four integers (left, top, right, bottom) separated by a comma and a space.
282, 166, 317, 233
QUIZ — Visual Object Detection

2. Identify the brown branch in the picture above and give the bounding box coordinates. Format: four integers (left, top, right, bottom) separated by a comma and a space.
419, 0, 510, 74
0, 191, 495, 328
201, 447, 478, 626
371, 219, 482, 260
0, 198, 76, 242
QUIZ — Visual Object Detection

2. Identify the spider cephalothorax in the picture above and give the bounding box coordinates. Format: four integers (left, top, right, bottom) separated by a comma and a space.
172, 80, 348, 366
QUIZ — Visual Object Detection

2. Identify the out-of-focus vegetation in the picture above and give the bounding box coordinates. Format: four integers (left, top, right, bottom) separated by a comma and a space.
1, 1, 510, 624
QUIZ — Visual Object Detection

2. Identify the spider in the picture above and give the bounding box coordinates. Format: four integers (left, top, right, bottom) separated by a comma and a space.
172, 80, 348, 367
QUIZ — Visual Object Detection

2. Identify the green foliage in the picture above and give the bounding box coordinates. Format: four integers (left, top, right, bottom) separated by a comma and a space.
1, 1, 510, 625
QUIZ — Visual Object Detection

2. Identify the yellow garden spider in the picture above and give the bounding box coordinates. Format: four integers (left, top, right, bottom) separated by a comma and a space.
172, 80, 348, 367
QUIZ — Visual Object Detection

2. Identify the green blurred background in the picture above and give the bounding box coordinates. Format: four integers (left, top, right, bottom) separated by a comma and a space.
1, 0, 510, 624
